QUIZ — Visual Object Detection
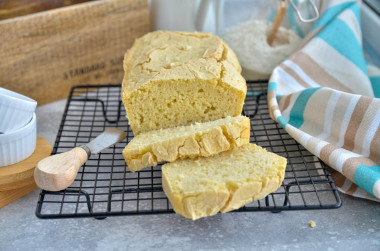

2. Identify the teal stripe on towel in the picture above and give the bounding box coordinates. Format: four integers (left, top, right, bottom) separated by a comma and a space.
287, 88, 321, 128
370, 76, 380, 98
312, 1, 355, 30
277, 116, 288, 128
317, 18, 367, 74
354, 165, 380, 197
268, 82, 277, 92
350, 3, 361, 26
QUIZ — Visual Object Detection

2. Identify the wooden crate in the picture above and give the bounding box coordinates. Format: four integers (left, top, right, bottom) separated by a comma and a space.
0, 0, 150, 104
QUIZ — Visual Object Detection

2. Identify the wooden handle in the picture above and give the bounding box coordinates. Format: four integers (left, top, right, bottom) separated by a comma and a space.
34, 147, 88, 191
267, 0, 289, 46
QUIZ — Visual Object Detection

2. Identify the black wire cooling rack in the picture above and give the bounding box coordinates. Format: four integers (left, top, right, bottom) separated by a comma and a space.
36, 81, 341, 219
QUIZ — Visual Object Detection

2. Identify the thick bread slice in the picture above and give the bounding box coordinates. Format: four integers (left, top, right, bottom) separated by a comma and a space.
162, 143, 287, 220
123, 116, 250, 172
122, 31, 246, 135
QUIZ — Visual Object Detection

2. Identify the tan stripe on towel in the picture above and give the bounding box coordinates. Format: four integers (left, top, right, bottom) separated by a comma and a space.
325, 93, 352, 145
342, 157, 377, 181
277, 95, 286, 110
268, 90, 276, 100
346, 183, 359, 195
342, 96, 372, 151
306, 135, 324, 154
352, 100, 379, 155
295, 27, 323, 51
269, 105, 279, 116
281, 94, 292, 111
279, 63, 312, 88
299, 89, 332, 137
270, 104, 279, 121
289, 52, 353, 93
369, 126, 380, 163
268, 90, 278, 120
331, 171, 346, 188
319, 144, 340, 166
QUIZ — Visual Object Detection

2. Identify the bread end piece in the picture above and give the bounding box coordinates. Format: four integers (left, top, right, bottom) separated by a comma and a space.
162, 143, 287, 220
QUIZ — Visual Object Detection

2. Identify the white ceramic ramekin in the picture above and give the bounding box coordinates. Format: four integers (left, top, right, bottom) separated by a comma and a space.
0, 87, 37, 133
0, 113, 37, 167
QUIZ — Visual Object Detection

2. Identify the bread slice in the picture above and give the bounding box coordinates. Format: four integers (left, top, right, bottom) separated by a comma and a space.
123, 116, 250, 172
122, 31, 247, 135
162, 143, 287, 220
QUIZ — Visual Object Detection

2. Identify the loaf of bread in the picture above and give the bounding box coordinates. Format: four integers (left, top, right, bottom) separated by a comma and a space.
162, 143, 287, 220
123, 116, 250, 172
122, 31, 247, 135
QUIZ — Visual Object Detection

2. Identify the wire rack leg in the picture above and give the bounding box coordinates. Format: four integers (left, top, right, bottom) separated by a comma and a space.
70, 98, 123, 123
43, 189, 107, 220
265, 196, 282, 213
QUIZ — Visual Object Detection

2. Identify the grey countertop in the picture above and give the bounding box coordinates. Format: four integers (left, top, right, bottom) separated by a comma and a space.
0, 99, 379, 251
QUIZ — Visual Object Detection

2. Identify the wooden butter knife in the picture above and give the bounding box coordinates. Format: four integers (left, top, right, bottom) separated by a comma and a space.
34, 128, 126, 191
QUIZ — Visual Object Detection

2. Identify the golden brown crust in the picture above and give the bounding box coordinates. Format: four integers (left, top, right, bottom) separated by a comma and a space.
122, 31, 244, 94
121, 31, 247, 135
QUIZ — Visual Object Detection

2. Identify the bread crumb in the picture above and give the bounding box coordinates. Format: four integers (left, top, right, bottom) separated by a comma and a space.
309, 220, 316, 228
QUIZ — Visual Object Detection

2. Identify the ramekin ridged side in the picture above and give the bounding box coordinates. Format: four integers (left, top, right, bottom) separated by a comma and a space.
0, 113, 37, 167
0, 87, 37, 133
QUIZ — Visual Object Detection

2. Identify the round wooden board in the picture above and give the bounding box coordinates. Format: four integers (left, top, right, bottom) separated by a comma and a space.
0, 136, 51, 191
0, 183, 38, 208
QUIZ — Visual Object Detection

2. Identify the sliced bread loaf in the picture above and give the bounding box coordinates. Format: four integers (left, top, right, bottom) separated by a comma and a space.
122, 31, 247, 135
162, 143, 287, 220
123, 116, 250, 172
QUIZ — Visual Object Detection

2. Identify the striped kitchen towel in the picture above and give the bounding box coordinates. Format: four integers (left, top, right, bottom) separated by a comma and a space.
268, 0, 380, 201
